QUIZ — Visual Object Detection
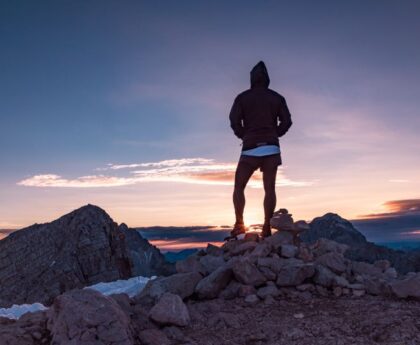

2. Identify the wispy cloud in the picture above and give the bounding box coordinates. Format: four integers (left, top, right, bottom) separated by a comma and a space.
18, 158, 313, 189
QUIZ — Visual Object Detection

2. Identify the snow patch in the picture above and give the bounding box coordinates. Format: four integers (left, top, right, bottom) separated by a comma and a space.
84, 275, 154, 297
0, 275, 154, 320
0, 303, 47, 320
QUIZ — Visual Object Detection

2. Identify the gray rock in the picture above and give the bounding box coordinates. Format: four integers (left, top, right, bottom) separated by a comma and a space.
176, 256, 206, 275
199, 255, 225, 274
47, 289, 134, 345
135, 272, 202, 304
384, 267, 398, 279
250, 242, 272, 258
232, 259, 266, 287
280, 244, 298, 258
244, 294, 260, 304
195, 265, 232, 299
263, 231, 294, 249
258, 266, 277, 281
352, 261, 383, 277
231, 241, 258, 256
374, 259, 391, 272
219, 280, 241, 300
149, 293, 190, 327
315, 252, 347, 274
390, 273, 420, 299
276, 264, 315, 287
257, 285, 280, 299
206, 244, 223, 256
0, 205, 173, 307
313, 265, 336, 288
311, 238, 349, 257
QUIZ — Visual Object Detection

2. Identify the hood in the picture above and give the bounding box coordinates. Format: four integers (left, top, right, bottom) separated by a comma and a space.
250, 61, 270, 88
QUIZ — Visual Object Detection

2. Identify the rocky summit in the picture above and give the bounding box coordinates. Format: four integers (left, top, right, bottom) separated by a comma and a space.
1, 212, 420, 344
0, 205, 174, 308
1, 207, 420, 344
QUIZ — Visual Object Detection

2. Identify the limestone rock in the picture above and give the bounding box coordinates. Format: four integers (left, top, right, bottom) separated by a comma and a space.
149, 293, 190, 327
0, 205, 173, 307
315, 252, 347, 274
276, 264, 315, 287
47, 289, 134, 345
232, 259, 266, 287
195, 265, 232, 299
135, 272, 202, 304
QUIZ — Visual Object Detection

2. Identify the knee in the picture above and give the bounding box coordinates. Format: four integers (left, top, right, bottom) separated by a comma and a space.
234, 182, 246, 193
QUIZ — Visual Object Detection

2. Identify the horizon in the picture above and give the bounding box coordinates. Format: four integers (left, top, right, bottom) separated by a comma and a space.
1, 1, 419, 242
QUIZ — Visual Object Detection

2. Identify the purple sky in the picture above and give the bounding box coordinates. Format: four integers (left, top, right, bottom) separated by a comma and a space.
0, 1, 419, 242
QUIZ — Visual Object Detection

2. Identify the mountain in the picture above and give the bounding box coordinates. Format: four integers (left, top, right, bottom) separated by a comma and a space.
0, 204, 174, 308
301, 213, 420, 274
164, 249, 199, 263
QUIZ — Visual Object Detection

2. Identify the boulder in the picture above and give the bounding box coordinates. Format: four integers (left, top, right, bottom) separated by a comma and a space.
232, 259, 266, 287
149, 293, 190, 327
250, 242, 272, 258
135, 272, 202, 304
315, 252, 347, 274
374, 259, 391, 272
313, 265, 337, 288
206, 244, 223, 256
280, 244, 298, 258
351, 261, 383, 278
195, 265, 232, 299
276, 264, 315, 287
47, 289, 134, 345
263, 231, 294, 250
220, 280, 241, 300
199, 255, 225, 274
176, 256, 206, 275
389, 273, 420, 299
311, 238, 349, 257
230, 241, 258, 256
258, 266, 277, 281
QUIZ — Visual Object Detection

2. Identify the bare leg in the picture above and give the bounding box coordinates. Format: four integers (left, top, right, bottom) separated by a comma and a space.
233, 161, 256, 224
263, 164, 278, 226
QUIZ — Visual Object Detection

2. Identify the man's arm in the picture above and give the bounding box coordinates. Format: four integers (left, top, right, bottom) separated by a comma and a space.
277, 97, 292, 137
229, 96, 245, 139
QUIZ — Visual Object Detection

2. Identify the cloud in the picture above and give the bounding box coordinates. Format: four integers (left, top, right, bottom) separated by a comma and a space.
351, 198, 420, 242
18, 157, 313, 189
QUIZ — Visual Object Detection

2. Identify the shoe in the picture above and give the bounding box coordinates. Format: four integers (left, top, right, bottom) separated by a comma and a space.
261, 224, 272, 238
230, 222, 247, 237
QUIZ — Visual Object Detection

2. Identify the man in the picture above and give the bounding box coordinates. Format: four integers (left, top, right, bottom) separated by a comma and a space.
229, 61, 293, 238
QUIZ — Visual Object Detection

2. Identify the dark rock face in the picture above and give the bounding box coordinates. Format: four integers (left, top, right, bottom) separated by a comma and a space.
0, 204, 173, 307
301, 213, 420, 274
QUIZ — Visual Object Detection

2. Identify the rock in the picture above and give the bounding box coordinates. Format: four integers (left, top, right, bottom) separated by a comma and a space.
244, 294, 259, 304
363, 276, 391, 296
352, 261, 383, 277
0, 311, 48, 345
135, 272, 202, 304
280, 244, 298, 258
315, 252, 347, 274
219, 280, 241, 300
333, 286, 342, 297
206, 244, 223, 256
315, 285, 329, 297
149, 293, 190, 327
264, 231, 294, 249
257, 285, 280, 299
313, 265, 336, 288
270, 210, 294, 230
199, 255, 225, 274
230, 241, 258, 256
294, 220, 310, 232
232, 259, 266, 286
250, 242, 272, 258
276, 263, 315, 286
374, 259, 391, 272
311, 238, 349, 257
110, 293, 133, 317
238, 285, 257, 297
195, 265, 232, 299
244, 233, 260, 242
258, 266, 277, 281
297, 244, 314, 262
47, 289, 134, 345
293, 313, 304, 319
176, 256, 206, 275
352, 289, 366, 297
139, 329, 171, 345
389, 273, 420, 299
384, 267, 398, 279
296, 283, 315, 292
0, 205, 173, 306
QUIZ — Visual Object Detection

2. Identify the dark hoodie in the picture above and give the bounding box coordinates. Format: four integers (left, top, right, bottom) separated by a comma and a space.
229, 61, 292, 151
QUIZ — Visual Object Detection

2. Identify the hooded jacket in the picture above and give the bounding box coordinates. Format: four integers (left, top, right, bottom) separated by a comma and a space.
229, 61, 292, 151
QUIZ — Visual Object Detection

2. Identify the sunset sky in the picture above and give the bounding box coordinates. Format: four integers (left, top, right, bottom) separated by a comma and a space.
1, 1, 419, 242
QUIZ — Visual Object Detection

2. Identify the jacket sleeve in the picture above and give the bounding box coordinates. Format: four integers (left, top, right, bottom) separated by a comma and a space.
229, 96, 245, 139
277, 97, 293, 137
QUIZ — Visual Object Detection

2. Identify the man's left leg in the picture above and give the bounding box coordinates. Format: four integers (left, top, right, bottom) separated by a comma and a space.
261, 155, 279, 237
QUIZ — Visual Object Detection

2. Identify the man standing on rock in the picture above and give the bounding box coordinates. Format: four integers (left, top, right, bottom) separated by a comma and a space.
229, 61, 293, 238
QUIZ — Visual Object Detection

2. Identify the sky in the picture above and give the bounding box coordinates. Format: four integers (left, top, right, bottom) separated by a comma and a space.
1, 1, 419, 242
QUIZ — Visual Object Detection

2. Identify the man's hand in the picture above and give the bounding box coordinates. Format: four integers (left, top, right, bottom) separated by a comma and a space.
277, 97, 292, 137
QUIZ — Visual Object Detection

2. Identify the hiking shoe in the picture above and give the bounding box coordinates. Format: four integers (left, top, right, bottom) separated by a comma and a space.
231, 222, 247, 237
261, 224, 272, 238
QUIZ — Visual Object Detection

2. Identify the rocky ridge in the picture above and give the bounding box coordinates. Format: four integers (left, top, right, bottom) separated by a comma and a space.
1, 213, 420, 344
0, 205, 174, 308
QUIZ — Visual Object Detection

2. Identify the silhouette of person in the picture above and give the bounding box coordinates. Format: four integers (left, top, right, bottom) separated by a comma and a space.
229, 61, 292, 238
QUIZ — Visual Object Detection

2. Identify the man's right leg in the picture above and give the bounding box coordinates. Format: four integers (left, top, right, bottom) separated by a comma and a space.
233, 158, 257, 227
